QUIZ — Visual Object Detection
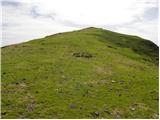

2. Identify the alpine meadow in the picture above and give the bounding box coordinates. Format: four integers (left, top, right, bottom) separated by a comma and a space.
1, 27, 159, 119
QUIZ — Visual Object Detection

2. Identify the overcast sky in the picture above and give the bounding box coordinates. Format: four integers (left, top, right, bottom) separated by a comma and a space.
1, 0, 159, 46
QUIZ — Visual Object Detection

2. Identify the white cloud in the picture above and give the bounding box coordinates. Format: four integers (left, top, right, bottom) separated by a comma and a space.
2, 0, 158, 46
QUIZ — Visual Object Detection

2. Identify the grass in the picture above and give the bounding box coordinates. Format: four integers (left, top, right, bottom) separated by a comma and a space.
1, 27, 159, 118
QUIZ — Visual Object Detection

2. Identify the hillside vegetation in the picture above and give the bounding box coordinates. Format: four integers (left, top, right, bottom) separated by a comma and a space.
1, 27, 159, 118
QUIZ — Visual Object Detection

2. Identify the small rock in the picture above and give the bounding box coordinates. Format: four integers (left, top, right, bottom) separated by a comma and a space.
104, 110, 111, 114
107, 45, 113, 48
69, 103, 76, 109
91, 111, 100, 117
116, 114, 121, 118
16, 82, 19, 85
95, 111, 99, 116
20, 83, 26, 87
111, 80, 116, 83
130, 107, 135, 111
3, 72, 6, 75
1, 111, 7, 115
72, 52, 93, 58
152, 113, 159, 119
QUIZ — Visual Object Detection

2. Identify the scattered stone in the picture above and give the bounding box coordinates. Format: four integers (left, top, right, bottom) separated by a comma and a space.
72, 52, 93, 58
112, 110, 121, 118
152, 113, 159, 119
91, 111, 100, 117
111, 80, 116, 83
27, 100, 35, 112
1, 111, 7, 115
69, 103, 76, 109
116, 114, 121, 118
16, 82, 19, 85
19, 83, 26, 88
119, 94, 122, 97
130, 107, 135, 111
3, 72, 6, 75
104, 110, 111, 114
107, 45, 113, 48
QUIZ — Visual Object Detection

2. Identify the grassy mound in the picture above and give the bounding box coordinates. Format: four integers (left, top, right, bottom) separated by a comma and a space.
1, 27, 159, 118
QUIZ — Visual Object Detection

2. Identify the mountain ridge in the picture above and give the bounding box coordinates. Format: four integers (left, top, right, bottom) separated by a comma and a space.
1, 27, 159, 118
2, 27, 158, 48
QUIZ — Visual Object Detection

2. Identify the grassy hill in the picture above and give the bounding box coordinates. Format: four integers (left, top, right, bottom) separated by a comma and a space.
1, 27, 159, 118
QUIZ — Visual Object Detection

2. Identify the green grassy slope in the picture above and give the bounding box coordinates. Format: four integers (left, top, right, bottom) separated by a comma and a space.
1, 27, 159, 118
